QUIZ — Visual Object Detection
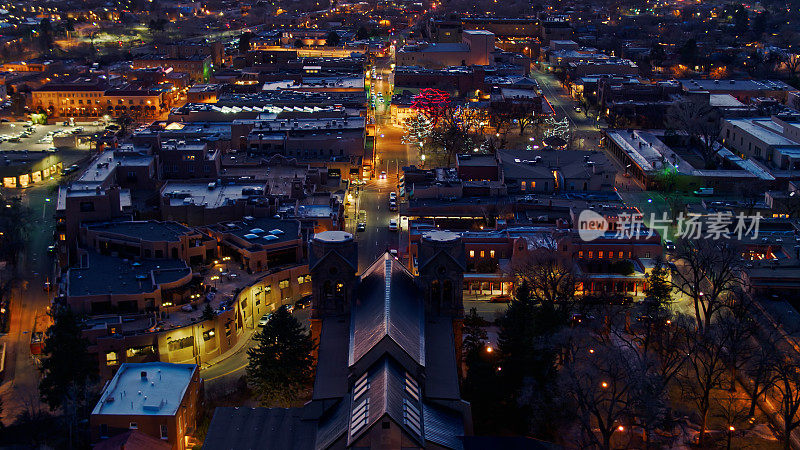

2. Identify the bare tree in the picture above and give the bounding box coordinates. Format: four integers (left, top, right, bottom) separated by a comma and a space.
512, 247, 577, 310
671, 239, 741, 333
678, 320, 731, 447
665, 100, 722, 169
772, 356, 800, 450
744, 327, 781, 418
786, 54, 800, 78
559, 332, 638, 450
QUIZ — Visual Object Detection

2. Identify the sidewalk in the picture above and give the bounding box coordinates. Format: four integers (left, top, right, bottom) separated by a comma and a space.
201, 326, 256, 370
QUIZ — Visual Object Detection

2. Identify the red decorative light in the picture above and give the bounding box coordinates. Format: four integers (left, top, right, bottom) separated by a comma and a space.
411, 88, 451, 125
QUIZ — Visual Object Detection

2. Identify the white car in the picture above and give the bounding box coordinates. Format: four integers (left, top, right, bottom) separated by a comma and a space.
389, 219, 398, 231
389, 191, 397, 199
380, 171, 387, 180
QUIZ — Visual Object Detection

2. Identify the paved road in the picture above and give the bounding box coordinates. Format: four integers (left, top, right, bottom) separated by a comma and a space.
0, 126, 99, 424
529, 67, 603, 151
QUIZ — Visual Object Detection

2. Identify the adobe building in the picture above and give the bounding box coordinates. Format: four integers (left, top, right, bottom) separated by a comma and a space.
91, 362, 202, 450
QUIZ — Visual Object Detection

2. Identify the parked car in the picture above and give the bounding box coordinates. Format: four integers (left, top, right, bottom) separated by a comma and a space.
693, 187, 714, 196
295, 295, 312, 309
388, 219, 398, 231
389, 200, 397, 211
664, 240, 676, 251
379, 171, 387, 180
490, 294, 511, 303
258, 313, 273, 327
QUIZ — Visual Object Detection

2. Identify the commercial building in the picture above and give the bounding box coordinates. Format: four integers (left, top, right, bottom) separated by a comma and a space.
81, 221, 217, 265
603, 129, 777, 191
720, 115, 800, 171
203, 217, 303, 272
30, 80, 168, 119
397, 30, 497, 68
90, 362, 202, 450
65, 252, 193, 315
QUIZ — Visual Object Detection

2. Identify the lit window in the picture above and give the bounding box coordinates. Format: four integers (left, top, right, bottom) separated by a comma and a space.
599, 251, 603, 259
521, 181, 526, 191
278, 279, 289, 289
490, 250, 495, 258
469, 250, 475, 258
618, 251, 623, 259
579, 251, 584, 258
644, 252, 651, 258
105, 352, 118, 366
480, 251, 485, 258
588, 251, 593, 259
297, 276, 305, 284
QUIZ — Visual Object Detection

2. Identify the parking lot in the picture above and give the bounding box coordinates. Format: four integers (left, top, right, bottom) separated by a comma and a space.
0, 121, 107, 153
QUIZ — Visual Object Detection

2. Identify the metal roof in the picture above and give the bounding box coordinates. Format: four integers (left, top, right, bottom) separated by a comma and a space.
348, 254, 425, 369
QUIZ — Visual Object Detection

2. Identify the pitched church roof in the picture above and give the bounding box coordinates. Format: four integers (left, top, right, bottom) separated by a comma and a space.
349, 254, 425, 370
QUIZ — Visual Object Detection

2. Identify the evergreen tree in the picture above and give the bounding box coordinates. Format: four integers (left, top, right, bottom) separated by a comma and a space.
462, 307, 488, 359
39, 306, 97, 411
246, 306, 314, 406
643, 257, 673, 318
325, 31, 340, 47
238, 33, 251, 53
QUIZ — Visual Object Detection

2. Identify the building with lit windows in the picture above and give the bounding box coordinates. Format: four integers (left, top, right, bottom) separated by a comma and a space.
90, 362, 202, 450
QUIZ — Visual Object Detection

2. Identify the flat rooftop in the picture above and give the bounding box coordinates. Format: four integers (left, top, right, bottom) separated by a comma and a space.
86, 221, 192, 243
161, 181, 268, 209
67, 252, 190, 297
680, 79, 796, 92
212, 217, 300, 246
92, 362, 196, 417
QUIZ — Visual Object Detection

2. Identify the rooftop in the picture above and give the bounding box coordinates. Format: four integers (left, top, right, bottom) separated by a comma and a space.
212, 217, 300, 247
91, 362, 197, 417
680, 79, 796, 92
86, 221, 192, 243
67, 252, 191, 297
161, 181, 268, 209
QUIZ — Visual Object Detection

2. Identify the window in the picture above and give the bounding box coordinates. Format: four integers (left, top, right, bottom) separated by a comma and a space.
129, 422, 138, 430
469, 250, 475, 258
240, 298, 247, 309
480, 251, 485, 258
598, 251, 603, 259
264, 285, 272, 294
297, 276, 305, 284
278, 279, 289, 289
490, 250, 495, 258
521, 181, 526, 191
79, 201, 95, 212
160, 425, 168, 440
579, 251, 584, 258
105, 351, 119, 366
588, 251, 593, 259
618, 251, 623, 259
126, 345, 155, 358
100, 424, 108, 438
168, 336, 193, 352
304, 275, 311, 283
202, 329, 216, 341
644, 252, 651, 258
